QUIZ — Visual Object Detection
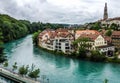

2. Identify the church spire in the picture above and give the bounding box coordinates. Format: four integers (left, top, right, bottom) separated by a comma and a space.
103, 3, 108, 20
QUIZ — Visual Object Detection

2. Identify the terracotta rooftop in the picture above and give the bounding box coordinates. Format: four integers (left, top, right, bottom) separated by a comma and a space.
104, 36, 111, 43
79, 34, 100, 41
56, 28, 68, 32
76, 30, 100, 35
39, 28, 74, 40
112, 31, 120, 36
56, 32, 73, 38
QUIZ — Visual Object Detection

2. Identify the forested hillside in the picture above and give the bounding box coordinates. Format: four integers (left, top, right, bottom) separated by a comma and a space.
0, 14, 67, 62
0, 14, 66, 42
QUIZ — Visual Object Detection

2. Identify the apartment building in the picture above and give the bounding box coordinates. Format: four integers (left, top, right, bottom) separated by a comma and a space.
111, 31, 120, 50
38, 28, 74, 54
76, 30, 115, 56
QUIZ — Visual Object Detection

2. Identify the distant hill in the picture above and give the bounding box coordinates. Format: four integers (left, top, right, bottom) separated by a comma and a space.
0, 14, 72, 42
0, 14, 31, 42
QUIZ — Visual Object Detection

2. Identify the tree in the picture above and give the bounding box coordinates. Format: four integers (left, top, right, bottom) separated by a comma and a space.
72, 40, 79, 51
105, 30, 112, 36
90, 50, 106, 62
73, 37, 91, 58
110, 23, 118, 30
12, 62, 17, 71
104, 79, 108, 83
73, 37, 90, 50
28, 68, 40, 80
78, 47, 87, 58
28, 64, 40, 80
18, 65, 29, 76
90, 22, 101, 30
32, 30, 41, 45
0, 28, 7, 63
3, 61, 8, 67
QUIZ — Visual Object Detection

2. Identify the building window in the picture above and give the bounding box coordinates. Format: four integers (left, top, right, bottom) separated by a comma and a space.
65, 43, 69, 46
59, 46, 61, 49
56, 39, 58, 42
55, 46, 58, 48
65, 47, 69, 49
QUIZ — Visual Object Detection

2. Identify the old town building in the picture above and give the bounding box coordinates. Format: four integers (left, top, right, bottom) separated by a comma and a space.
111, 31, 120, 50
76, 30, 115, 56
38, 28, 74, 54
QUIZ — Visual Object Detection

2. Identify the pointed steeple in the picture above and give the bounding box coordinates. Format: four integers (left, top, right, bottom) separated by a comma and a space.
103, 3, 108, 20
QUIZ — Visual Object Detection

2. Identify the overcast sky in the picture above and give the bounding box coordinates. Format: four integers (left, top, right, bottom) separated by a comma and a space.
0, 0, 120, 24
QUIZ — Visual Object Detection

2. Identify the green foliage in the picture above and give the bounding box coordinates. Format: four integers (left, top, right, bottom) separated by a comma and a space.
32, 30, 41, 45
0, 28, 6, 63
73, 37, 91, 50
90, 22, 101, 30
77, 47, 87, 58
28, 68, 40, 80
0, 14, 66, 43
105, 30, 112, 36
0, 28, 4, 52
0, 14, 29, 42
28, 64, 40, 80
73, 37, 92, 58
90, 50, 106, 62
104, 79, 108, 83
76, 37, 91, 42
12, 62, 17, 71
110, 23, 119, 30
0, 14, 67, 62
18, 65, 29, 76
3, 61, 8, 67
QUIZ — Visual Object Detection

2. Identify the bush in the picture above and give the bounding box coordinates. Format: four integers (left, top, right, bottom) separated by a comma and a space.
77, 47, 87, 59
32, 30, 41, 46
90, 50, 106, 62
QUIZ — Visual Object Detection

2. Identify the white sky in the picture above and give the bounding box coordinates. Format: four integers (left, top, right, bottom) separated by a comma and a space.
0, 0, 120, 24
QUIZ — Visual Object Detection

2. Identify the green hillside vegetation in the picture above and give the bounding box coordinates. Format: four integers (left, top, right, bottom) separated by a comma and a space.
0, 14, 66, 63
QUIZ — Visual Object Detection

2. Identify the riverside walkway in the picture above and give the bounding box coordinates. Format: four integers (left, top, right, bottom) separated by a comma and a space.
0, 67, 40, 83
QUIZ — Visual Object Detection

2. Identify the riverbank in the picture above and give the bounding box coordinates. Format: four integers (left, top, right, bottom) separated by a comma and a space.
0, 66, 40, 83
4, 35, 120, 83
38, 45, 120, 64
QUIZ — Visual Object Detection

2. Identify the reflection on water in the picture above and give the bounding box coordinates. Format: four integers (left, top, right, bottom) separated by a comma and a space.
3, 35, 120, 83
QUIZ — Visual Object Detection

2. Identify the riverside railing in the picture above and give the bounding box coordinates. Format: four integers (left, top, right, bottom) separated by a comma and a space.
0, 65, 40, 83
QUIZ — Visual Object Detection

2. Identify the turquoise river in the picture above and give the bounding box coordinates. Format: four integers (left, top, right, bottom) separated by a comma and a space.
4, 35, 120, 83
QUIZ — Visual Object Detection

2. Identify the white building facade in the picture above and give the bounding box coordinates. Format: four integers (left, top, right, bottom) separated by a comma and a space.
38, 29, 74, 54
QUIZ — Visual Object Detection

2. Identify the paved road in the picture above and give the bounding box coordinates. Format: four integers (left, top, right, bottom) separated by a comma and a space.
0, 67, 40, 83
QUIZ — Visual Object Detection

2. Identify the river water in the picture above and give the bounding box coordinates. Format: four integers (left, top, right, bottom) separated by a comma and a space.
3, 35, 120, 83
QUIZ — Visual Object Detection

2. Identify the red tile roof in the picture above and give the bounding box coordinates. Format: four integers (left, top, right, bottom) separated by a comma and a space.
39, 28, 74, 40
112, 31, 120, 36
76, 30, 100, 35
104, 36, 111, 43
79, 34, 100, 41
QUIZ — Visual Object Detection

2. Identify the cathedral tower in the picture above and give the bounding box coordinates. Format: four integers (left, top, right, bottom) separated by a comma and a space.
103, 3, 108, 20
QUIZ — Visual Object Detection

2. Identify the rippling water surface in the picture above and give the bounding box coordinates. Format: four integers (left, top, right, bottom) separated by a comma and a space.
4, 35, 120, 83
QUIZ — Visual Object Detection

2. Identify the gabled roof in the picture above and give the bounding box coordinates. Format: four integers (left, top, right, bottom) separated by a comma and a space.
56, 32, 73, 38
39, 28, 74, 40
76, 30, 100, 41
79, 34, 100, 41
104, 36, 111, 43
76, 30, 100, 35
